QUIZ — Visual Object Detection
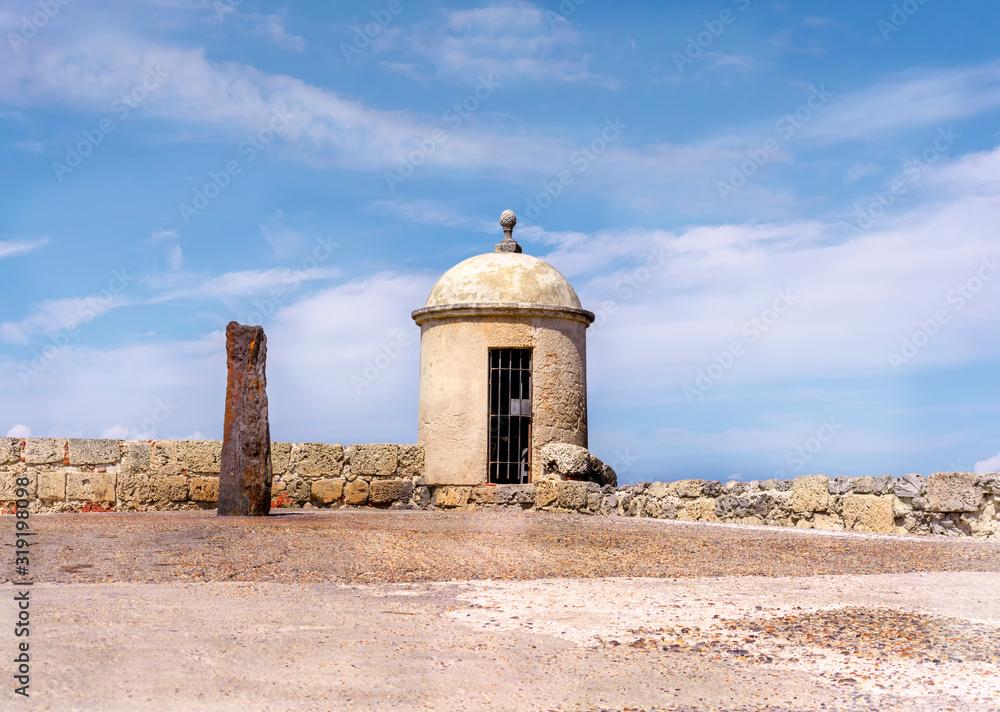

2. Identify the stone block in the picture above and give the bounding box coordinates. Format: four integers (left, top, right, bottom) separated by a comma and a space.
873, 474, 896, 495
151, 441, 182, 475
38, 470, 66, 501
397, 445, 425, 478
852, 476, 874, 494
556, 481, 589, 510
285, 478, 311, 502
271, 442, 292, 476
979, 474, 1000, 495
290, 443, 344, 478
646, 481, 669, 499
790, 475, 830, 513
432, 486, 470, 509
723, 481, 750, 495
66, 472, 116, 503
471, 485, 498, 505
842, 494, 895, 533
177, 440, 222, 474
828, 476, 853, 495
311, 479, 344, 505
23, 438, 65, 465
894, 473, 926, 498
669, 479, 707, 499
813, 513, 845, 531
601, 493, 619, 514
349, 444, 397, 477
151, 475, 188, 502
122, 441, 151, 473
0, 469, 34, 499
413, 485, 431, 507
496, 484, 533, 505
0, 437, 21, 465
926, 472, 983, 513
760, 479, 781, 492
370, 479, 410, 506
587, 492, 601, 512
700, 480, 723, 497
189, 477, 219, 502
534, 480, 557, 508
680, 498, 718, 522
116, 471, 153, 503
643, 498, 663, 518
67, 438, 121, 465
539, 443, 590, 479
344, 479, 369, 505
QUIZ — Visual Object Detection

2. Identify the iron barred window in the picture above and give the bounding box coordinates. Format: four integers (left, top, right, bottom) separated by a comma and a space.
488, 348, 532, 484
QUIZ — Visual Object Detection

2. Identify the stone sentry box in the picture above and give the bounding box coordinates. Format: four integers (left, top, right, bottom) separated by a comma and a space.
411, 211, 595, 486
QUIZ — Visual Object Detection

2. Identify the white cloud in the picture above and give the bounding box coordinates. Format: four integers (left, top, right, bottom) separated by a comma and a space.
0, 294, 130, 345
6, 424, 30, 437
379, 0, 608, 86
238, 13, 305, 52
0, 237, 47, 259
974, 451, 1000, 474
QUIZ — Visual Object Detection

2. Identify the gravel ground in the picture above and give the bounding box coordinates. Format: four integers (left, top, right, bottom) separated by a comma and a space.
12, 508, 1000, 584
3, 508, 999, 712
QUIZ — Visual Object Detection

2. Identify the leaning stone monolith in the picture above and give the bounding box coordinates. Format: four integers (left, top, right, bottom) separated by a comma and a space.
218, 321, 272, 516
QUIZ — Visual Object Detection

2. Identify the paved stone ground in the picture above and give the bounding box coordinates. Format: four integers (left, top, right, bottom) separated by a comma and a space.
4, 509, 1000, 711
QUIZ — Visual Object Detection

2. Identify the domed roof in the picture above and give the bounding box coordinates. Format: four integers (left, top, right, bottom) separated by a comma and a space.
424, 251, 583, 309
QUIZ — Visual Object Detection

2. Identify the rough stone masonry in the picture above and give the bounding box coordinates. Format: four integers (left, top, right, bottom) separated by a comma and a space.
1, 437, 998, 539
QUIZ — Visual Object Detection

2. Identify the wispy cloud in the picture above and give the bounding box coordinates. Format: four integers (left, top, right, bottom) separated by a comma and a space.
0, 237, 47, 260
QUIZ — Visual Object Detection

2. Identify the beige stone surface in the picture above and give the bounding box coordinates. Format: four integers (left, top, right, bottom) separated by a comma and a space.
311, 479, 344, 504
812, 513, 845, 531
556, 481, 588, 510
177, 440, 222, 474
669, 479, 706, 499
189, 476, 219, 502
0, 468, 34, 499
433, 485, 470, 508
66, 472, 116, 502
852, 476, 875, 494
534, 479, 557, 508
117, 471, 154, 503
396, 444, 424, 478
927, 472, 983, 513
152, 475, 188, 502
290, 443, 344, 477
791, 475, 830, 513
23, 437, 65, 464
471, 484, 498, 504
350, 443, 397, 477
122, 441, 151, 473
0, 437, 21, 464
344, 479, 369, 505
151, 441, 182, 475
271, 442, 292, 475
416, 315, 588, 486
423, 251, 584, 309
646, 481, 670, 499
842, 494, 895, 533
37, 470, 66, 501
679, 498, 718, 522
68, 438, 121, 465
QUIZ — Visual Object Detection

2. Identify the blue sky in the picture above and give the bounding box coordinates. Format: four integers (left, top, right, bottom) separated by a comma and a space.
2, 0, 1000, 484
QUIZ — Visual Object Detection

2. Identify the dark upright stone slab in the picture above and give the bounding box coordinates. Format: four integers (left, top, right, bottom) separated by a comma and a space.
218, 322, 272, 516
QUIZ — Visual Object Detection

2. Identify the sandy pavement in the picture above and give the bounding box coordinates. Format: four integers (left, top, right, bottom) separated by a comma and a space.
3, 509, 999, 711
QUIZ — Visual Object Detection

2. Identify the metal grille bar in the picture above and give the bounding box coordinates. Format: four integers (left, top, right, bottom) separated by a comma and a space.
488, 348, 532, 484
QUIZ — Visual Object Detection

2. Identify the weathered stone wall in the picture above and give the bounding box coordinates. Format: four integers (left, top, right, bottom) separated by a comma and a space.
2, 437, 997, 539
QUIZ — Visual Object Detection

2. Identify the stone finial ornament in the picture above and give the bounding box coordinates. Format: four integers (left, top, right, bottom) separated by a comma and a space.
495, 209, 522, 253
